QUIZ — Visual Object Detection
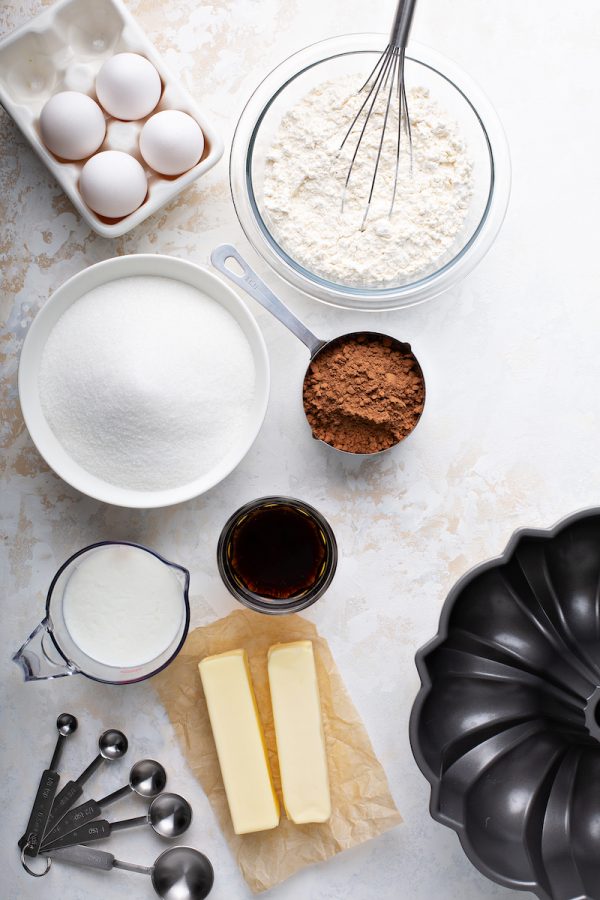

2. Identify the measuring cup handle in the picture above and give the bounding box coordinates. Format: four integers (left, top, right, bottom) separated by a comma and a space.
211, 245, 326, 357
41, 797, 102, 849
42, 819, 112, 850
45, 845, 116, 871
12, 619, 79, 682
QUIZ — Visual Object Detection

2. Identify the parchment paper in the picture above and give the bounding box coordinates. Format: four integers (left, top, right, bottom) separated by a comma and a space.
154, 608, 402, 893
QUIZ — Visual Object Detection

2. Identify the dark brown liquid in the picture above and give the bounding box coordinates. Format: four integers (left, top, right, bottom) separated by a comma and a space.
227, 503, 328, 600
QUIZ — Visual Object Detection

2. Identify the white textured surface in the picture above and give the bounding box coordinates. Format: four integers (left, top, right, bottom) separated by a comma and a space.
1, 1, 600, 899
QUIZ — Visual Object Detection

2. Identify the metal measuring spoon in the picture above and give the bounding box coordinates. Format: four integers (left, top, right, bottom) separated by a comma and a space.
211, 245, 426, 455
41, 758, 166, 848
18, 713, 78, 858
41, 845, 214, 899
42, 728, 128, 837
42, 792, 192, 850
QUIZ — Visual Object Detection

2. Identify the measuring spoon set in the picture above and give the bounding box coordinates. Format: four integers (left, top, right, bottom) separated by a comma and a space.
19, 713, 213, 899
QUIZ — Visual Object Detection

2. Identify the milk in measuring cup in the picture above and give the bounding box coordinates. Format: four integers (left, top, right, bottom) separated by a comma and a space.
62, 544, 184, 668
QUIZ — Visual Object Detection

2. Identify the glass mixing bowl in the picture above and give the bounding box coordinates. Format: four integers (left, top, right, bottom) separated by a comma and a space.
230, 34, 511, 311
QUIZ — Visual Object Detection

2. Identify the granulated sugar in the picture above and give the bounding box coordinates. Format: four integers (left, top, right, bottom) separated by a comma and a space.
39, 275, 256, 491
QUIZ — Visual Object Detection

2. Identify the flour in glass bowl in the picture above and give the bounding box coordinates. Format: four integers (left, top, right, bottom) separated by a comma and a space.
263, 76, 474, 288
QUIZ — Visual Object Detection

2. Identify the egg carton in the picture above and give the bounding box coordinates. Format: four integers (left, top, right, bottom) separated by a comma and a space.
0, 0, 223, 237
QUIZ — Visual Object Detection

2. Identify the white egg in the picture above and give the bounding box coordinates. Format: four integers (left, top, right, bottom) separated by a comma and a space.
40, 91, 106, 160
79, 151, 147, 218
96, 52, 162, 121
139, 110, 205, 176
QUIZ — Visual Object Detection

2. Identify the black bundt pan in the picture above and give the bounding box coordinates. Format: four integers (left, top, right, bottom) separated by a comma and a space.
410, 508, 600, 900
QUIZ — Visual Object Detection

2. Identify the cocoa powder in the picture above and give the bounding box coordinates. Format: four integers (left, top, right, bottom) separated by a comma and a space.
302, 333, 425, 454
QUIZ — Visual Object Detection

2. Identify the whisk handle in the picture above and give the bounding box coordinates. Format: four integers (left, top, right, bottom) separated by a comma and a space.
390, 0, 417, 49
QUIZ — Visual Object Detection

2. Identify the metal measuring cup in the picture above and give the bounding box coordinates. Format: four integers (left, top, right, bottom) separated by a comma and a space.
211, 245, 426, 455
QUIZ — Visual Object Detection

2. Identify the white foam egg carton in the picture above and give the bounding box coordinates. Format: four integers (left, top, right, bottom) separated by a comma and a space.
0, 0, 223, 237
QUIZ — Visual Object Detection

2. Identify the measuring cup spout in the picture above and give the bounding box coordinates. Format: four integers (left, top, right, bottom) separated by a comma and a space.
13, 619, 78, 682
167, 560, 190, 592
211, 245, 327, 358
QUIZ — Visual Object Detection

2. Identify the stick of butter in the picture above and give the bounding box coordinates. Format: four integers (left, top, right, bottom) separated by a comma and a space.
267, 640, 331, 824
198, 649, 280, 835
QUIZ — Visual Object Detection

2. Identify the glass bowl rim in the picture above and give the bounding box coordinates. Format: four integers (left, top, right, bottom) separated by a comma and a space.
230, 33, 511, 311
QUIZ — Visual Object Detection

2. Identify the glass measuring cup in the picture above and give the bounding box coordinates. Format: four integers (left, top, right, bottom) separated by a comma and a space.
13, 541, 190, 685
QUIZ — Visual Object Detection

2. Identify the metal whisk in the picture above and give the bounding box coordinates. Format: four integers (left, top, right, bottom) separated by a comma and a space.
340, 0, 418, 228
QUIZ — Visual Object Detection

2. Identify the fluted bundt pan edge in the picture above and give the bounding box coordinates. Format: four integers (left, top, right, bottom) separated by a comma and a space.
410, 508, 600, 900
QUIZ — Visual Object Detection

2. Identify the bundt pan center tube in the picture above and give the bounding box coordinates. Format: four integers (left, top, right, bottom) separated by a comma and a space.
410, 507, 600, 900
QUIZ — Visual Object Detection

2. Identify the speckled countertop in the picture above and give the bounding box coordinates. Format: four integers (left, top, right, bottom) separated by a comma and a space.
2, 1, 600, 898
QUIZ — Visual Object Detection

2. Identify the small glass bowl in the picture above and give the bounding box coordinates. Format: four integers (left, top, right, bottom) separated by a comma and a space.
217, 496, 337, 614
230, 34, 511, 311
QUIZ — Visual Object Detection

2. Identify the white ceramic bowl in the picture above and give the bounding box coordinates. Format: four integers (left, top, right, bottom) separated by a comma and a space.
19, 255, 270, 508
